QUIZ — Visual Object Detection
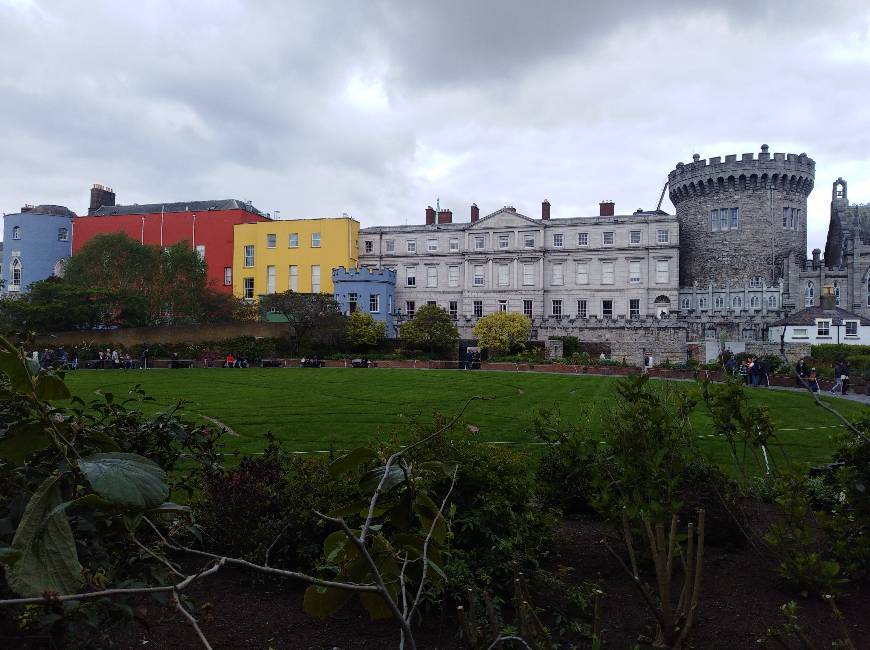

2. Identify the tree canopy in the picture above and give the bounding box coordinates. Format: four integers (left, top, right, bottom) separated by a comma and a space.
345, 311, 387, 351
259, 291, 347, 354
400, 304, 459, 352
472, 312, 531, 353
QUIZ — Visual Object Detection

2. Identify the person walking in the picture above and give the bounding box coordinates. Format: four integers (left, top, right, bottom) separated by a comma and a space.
831, 362, 844, 395
795, 358, 807, 387
738, 359, 748, 384
842, 361, 850, 395
142, 347, 150, 370
808, 367, 820, 392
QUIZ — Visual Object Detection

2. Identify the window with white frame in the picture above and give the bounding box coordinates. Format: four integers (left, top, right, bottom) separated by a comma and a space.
602, 232, 614, 246
266, 265, 276, 293
364, 240, 373, 253
714, 296, 724, 309
699, 297, 708, 309
523, 300, 533, 317
406, 301, 416, 318
705, 327, 717, 340
473, 300, 482, 318
629, 261, 641, 284
449, 238, 459, 252
311, 232, 321, 247
523, 263, 535, 286
426, 266, 438, 287
656, 260, 669, 284
845, 320, 858, 337
524, 233, 535, 248
498, 263, 510, 286
498, 300, 508, 312
553, 233, 564, 248
601, 261, 614, 284
750, 295, 760, 308
243, 277, 254, 299
406, 239, 416, 253
498, 235, 509, 249
551, 263, 564, 285
427, 238, 438, 252
370, 294, 380, 312
289, 233, 298, 247
473, 265, 485, 286
551, 299, 562, 318
58, 227, 68, 241
730, 208, 739, 229
792, 328, 808, 339
782, 207, 799, 229
289, 265, 298, 291
448, 265, 459, 287
732, 295, 742, 308
12, 226, 20, 240
576, 262, 589, 285
711, 207, 739, 231
578, 232, 588, 247
244, 245, 255, 267
449, 301, 458, 319
474, 236, 485, 250
311, 265, 321, 292
743, 329, 755, 341
348, 293, 358, 313
629, 231, 641, 245
196, 244, 205, 260
406, 266, 417, 287
657, 229, 669, 243
768, 295, 777, 308
681, 297, 690, 309
267, 233, 276, 248
224, 267, 232, 286
577, 299, 587, 318
805, 281, 814, 307
602, 299, 613, 318
817, 320, 831, 337
629, 298, 640, 318
385, 239, 395, 252
749, 276, 763, 288
10, 257, 21, 290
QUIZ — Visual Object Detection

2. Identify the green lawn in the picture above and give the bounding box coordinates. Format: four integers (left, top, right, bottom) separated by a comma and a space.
64, 368, 867, 471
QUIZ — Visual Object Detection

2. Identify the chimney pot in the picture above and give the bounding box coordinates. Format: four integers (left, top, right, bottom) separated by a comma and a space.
425, 206, 436, 225
437, 209, 452, 224
599, 201, 615, 217
541, 200, 551, 220
470, 203, 480, 223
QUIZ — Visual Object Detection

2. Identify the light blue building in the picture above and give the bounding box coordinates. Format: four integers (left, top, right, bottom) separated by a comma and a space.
333, 267, 397, 337
2, 205, 75, 295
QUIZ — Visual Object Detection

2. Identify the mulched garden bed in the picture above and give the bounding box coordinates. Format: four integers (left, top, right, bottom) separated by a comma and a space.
119, 519, 870, 649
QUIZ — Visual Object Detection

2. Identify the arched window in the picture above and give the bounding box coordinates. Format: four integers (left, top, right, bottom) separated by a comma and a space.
768, 295, 778, 308
10, 257, 22, 289
714, 296, 724, 309
732, 295, 743, 308
698, 297, 708, 309
750, 296, 760, 308
53, 259, 65, 278
680, 297, 690, 310
834, 281, 840, 307
12, 226, 21, 240
805, 281, 814, 307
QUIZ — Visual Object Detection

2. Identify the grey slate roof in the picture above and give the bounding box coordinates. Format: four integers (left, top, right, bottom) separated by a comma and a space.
22, 205, 76, 217
89, 199, 264, 217
772, 306, 870, 327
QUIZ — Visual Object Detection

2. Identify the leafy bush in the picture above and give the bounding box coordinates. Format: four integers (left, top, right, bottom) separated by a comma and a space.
811, 344, 870, 364
845, 354, 870, 371
472, 312, 532, 354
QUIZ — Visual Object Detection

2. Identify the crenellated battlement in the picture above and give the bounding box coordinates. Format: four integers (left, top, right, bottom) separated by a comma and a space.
332, 266, 397, 284
669, 144, 815, 204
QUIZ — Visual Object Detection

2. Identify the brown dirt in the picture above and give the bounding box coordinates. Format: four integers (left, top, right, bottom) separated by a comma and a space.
118, 520, 870, 649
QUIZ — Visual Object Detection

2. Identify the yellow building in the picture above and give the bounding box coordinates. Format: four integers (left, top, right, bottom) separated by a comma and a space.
232, 217, 359, 299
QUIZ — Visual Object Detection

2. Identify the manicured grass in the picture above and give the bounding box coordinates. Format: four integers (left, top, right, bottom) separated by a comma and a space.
64, 368, 867, 471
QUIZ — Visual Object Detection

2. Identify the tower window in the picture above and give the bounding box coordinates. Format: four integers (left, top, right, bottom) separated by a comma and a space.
806, 281, 814, 307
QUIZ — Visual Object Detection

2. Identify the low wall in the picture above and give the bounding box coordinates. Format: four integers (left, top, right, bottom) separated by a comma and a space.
34, 322, 290, 348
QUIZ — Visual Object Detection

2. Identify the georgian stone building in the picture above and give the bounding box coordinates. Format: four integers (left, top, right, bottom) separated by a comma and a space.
358, 201, 679, 344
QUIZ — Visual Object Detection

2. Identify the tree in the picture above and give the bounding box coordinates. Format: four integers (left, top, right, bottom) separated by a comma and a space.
472, 312, 531, 354
259, 291, 347, 354
345, 311, 386, 351
400, 304, 459, 353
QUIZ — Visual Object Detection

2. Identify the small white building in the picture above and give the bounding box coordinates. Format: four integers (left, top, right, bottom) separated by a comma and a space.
768, 301, 870, 346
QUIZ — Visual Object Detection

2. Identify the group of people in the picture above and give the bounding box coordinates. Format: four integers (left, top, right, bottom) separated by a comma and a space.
95, 348, 137, 369
29, 347, 78, 370
724, 355, 771, 387
223, 353, 250, 368
795, 358, 850, 394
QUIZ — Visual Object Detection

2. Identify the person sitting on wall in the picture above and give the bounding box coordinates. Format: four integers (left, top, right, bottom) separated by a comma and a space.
225, 353, 235, 368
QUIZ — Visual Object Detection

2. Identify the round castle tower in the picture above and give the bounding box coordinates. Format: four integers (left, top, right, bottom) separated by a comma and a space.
668, 144, 814, 287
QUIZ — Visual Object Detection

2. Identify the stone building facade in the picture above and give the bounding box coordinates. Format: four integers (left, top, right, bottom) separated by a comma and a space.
358, 202, 680, 347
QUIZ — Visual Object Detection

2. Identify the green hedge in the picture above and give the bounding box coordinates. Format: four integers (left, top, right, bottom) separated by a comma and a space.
75, 336, 292, 361
811, 344, 870, 363
845, 354, 870, 371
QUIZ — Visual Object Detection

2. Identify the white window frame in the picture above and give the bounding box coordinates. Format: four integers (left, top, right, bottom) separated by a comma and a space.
311, 265, 321, 292
817, 319, 831, 337
524, 233, 535, 248
243, 277, 254, 300
449, 300, 458, 319
805, 281, 814, 307
845, 320, 858, 337
474, 236, 485, 250
551, 263, 564, 286
768, 295, 777, 308
58, 227, 69, 242
267, 233, 277, 248
448, 265, 460, 287
577, 299, 587, 318
714, 296, 724, 309
406, 266, 417, 287
473, 265, 485, 287
266, 265, 276, 293
427, 238, 439, 252
311, 232, 321, 247
498, 300, 508, 312
575, 262, 589, 285
657, 229, 669, 243
602, 232, 614, 246
629, 261, 641, 284
732, 295, 743, 308
522, 263, 535, 286
449, 238, 459, 252
289, 233, 298, 248
9, 257, 22, 290
551, 299, 562, 318
629, 231, 641, 245
699, 297, 708, 309
792, 328, 809, 339
426, 266, 438, 288
406, 239, 417, 253
370, 294, 380, 313
629, 298, 640, 318
289, 265, 298, 291
224, 267, 232, 286
498, 234, 510, 249
552, 233, 564, 248
601, 261, 614, 285
655, 260, 669, 284
602, 299, 613, 319
473, 300, 483, 318
578, 232, 588, 247
244, 245, 255, 268
385, 239, 395, 253
523, 300, 533, 317
406, 301, 416, 319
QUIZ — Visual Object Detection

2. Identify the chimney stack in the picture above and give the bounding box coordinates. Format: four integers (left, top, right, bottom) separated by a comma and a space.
542, 200, 551, 220
425, 206, 436, 225
812, 248, 821, 270
471, 203, 479, 223
89, 183, 116, 215
599, 201, 615, 217
437, 209, 453, 224
820, 283, 836, 310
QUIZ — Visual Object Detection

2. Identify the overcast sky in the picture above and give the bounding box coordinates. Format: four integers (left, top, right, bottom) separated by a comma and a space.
2, 0, 869, 253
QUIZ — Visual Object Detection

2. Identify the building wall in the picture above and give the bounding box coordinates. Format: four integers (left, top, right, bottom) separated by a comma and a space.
232, 218, 359, 299
358, 207, 679, 338
669, 146, 814, 287
333, 267, 397, 337
2, 211, 73, 295
72, 210, 270, 293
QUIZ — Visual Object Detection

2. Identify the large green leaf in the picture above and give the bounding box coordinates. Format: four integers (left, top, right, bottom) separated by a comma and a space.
0, 349, 31, 392
360, 591, 395, 620
79, 453, 168, 509
302, 585, 353, 619
7, 474, 83, 596
0, 422, 50, 464
328, 447, 377, 478
359, 465, 406, 495
34, 374, 71, 401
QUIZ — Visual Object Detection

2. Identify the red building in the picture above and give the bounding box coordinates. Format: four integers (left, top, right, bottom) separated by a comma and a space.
72, 185, 270, 293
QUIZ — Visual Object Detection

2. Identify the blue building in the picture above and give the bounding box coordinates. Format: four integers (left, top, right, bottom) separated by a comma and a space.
2, 205, 74, 295
333, 267, 397, 337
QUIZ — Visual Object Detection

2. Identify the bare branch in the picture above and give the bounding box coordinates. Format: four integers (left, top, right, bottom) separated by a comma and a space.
131, 533, 187, 579
173, 589, 212, 650
487, 635, 534, 650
